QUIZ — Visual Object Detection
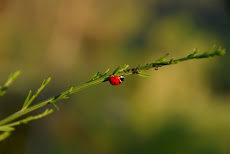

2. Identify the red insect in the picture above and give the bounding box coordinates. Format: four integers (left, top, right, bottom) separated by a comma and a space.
109, 75, 125, 85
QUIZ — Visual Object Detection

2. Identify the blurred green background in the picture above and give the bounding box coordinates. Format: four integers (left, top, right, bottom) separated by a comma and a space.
1, 0, 230, 154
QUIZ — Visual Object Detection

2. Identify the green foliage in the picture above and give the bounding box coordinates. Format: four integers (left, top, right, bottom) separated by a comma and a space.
0, 109, 53, 141
187, 48, 198, 58
155, 53, 169, 63
112, 64, 130, 75
87, 69, 110, 83
138, 72, 151, 77
0, 71, 21, 97
0, 46, 226, 141
22, 78, 51, 110
0, 132, 11, 142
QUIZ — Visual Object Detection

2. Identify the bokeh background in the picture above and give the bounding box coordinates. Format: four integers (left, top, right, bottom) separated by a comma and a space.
1, 0, 230, 154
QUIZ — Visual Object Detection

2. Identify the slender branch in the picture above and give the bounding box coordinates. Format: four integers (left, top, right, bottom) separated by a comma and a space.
0, 109, 53, 131
0, 132, 11, 141
0, 46, 226, 139
0, 78, 105, 126
0, 71, 21, 97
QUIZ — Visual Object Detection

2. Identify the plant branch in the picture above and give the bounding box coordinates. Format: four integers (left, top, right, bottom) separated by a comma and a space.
0, 46, 226, 141
0, 71, 20, 97
0, 109, 53, 131
0, 132, 11, 141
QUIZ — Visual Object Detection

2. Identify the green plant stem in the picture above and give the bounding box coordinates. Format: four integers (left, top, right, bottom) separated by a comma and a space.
0, 109, 53, 130
0, 46, 226, 127
0, 71, 20, 96
0, 132, 11, 141
0, 78, 105, 126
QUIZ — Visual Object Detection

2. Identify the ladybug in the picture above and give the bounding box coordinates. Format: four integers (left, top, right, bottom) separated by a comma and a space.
109, 75, 125, 85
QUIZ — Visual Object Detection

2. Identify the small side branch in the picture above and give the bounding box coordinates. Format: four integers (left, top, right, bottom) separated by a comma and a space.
0, 71, 21, 97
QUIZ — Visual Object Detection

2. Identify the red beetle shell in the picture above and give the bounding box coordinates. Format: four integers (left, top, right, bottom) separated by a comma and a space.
109, 75, 124, 85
